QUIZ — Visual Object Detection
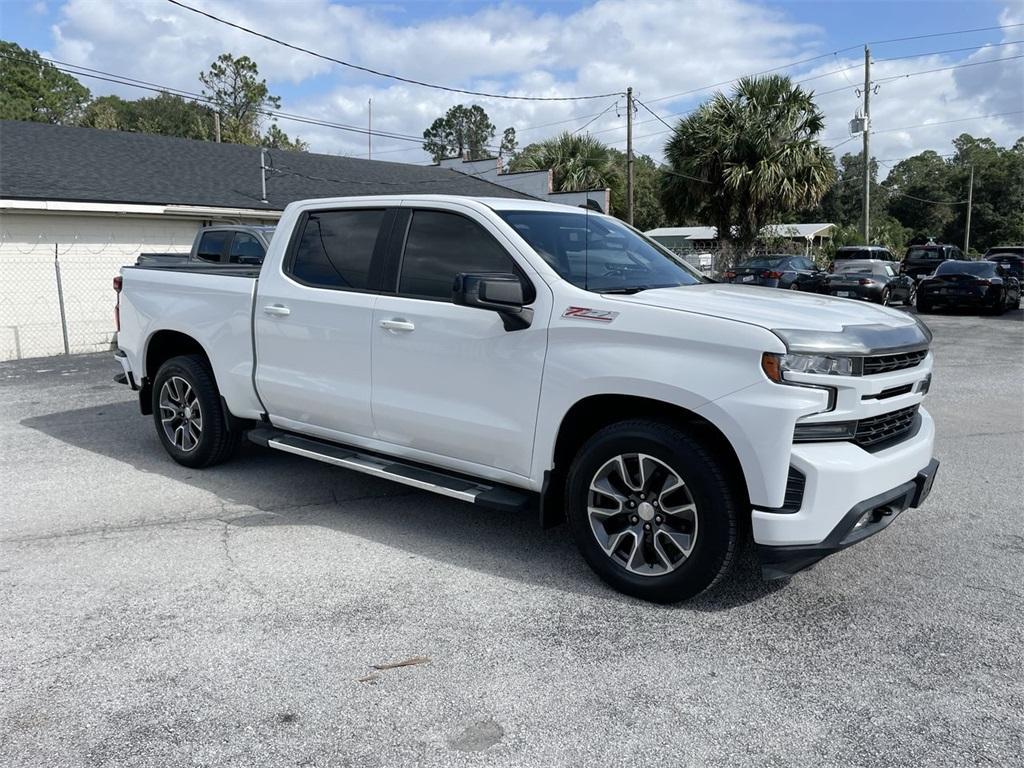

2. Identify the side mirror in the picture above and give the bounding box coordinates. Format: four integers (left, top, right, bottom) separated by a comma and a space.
453, 273, 533, 331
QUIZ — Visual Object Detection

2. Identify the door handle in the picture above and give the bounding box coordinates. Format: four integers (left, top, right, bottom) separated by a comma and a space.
380, 318, 415, 332
263, 304, 291, 317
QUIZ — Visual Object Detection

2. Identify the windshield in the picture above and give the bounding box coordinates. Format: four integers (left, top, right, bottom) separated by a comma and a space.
935, 261, 996, 277
498, 210, 704, 293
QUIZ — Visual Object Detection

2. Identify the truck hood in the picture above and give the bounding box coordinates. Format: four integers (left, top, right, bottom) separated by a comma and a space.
606, 284, 930, 354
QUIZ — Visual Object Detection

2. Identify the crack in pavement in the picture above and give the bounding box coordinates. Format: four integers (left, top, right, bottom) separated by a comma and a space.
0, 490, 417, 545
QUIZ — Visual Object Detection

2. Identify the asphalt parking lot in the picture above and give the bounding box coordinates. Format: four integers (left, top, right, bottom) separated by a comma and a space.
1, 308, 1021, 767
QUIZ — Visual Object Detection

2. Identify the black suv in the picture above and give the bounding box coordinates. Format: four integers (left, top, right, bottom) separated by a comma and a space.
984, 246, 1024, 279
901, 243, 964, 281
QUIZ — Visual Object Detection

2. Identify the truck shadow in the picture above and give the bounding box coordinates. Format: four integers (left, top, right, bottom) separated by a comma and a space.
21, 399, 786, 612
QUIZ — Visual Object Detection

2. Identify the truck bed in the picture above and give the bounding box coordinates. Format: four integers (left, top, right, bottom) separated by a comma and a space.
117, 264, 265, 420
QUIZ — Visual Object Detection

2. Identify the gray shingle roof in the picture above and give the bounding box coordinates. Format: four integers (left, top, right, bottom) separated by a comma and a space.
0, 120, 533, 209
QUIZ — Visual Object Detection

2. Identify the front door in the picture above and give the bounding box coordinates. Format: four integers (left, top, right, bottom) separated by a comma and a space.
371, 204, 549, 478
255, 206, 391, 442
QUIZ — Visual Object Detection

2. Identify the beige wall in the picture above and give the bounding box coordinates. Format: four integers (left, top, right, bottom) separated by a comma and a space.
0, 212, 203, 360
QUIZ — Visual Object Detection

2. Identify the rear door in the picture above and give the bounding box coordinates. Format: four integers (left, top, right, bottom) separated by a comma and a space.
254, 206, 393, 441
369, 202, 550, 478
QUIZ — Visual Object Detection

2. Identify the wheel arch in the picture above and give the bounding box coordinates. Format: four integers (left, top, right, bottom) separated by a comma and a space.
140, 330, 216, 417
540, 394, 749, 529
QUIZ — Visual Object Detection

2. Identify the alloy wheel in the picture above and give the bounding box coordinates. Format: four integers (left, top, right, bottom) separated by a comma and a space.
159, 376, 203, 452
587, 453, 698, 576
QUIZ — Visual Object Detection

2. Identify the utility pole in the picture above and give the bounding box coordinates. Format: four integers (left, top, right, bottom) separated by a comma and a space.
214, 111, 221, 143
368, 98, 372, 160
964, 164, 974, 253
862, 46, 871, 243
260, 148, 268, 204
626, 86, 634, 226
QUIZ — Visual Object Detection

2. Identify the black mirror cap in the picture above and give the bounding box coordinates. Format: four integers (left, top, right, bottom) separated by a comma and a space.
453, 273, 533, 331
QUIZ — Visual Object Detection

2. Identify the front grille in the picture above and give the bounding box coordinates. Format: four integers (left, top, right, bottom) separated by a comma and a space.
861, 349, 927, 375
854, 405, 919, 449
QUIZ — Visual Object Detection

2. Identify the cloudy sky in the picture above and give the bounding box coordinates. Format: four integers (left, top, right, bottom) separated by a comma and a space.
3, 0, 1022, 170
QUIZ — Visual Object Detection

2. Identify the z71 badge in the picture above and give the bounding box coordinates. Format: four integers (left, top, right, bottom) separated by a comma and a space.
562, 306, 619, 322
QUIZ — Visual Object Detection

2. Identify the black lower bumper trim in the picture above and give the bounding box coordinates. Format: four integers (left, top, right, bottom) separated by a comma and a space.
756, 458, 939, 580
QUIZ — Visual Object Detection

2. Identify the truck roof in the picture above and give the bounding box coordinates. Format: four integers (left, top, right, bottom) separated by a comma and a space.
282, 194, 594, 215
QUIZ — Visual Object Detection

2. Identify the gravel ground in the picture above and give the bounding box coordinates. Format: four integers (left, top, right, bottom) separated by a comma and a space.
1, 309, 1021, 767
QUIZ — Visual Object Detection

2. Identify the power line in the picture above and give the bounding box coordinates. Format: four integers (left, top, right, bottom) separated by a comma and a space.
571, 98, 621, 135
164, 0, 623, 102
644, 45, 863, 105
633, 98, 676, 131
0, 51, 458, 151
873, 52, 1024, 84
873, 39, 1024, 62
872, 110, 1024, 135
867, 22, 1024, 46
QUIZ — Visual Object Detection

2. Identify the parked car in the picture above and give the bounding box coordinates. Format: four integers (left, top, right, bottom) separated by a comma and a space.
984, 246, 1024, 279
137, 225, 276, 267
917, 260, 1021, 314
901, 243, 964, 281
114, 195, 938, 603
826, 259, 916, 306
831, 245, 897, 271
722, 255, 826, 291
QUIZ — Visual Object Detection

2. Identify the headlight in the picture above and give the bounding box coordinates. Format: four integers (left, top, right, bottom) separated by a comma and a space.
762, 352, 855, 382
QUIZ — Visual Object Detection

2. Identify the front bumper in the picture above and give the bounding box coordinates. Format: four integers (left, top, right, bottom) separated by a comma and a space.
757, 458, 939, 579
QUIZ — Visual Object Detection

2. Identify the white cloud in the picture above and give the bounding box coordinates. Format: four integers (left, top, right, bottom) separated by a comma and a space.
45, 0, 1024, 167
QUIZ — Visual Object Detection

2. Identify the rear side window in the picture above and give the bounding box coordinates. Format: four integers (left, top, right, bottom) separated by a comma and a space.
196, 231, 230, 262
907, 247, 942, 260
228, 232, 265, 264
290, 209, 385, 290
399, 210, 516, 300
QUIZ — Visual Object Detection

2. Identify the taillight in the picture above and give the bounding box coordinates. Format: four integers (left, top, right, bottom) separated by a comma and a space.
975, 279, 991, 286
723, 270, 736, 279
764, 270, 783, 280
113, 275, 122, 332
858, 278, 874, 285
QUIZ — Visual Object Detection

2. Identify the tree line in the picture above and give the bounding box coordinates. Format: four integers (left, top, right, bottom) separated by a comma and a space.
0, 41, 306, 150
428, 76, 1022, 254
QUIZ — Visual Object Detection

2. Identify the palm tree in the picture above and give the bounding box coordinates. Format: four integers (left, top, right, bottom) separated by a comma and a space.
510, 132, 622, 195
661, 75, 837, 251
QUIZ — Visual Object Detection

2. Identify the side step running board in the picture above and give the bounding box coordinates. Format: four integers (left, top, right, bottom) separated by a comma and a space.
246, 427, 534, 512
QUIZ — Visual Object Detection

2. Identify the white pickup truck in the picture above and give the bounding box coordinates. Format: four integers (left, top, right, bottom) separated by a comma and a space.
114, 195, 939, 602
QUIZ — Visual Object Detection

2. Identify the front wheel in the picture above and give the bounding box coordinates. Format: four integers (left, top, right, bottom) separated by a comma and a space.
904, 285, 917, 307
152, 354, 240, 468
565, 420, 740, 603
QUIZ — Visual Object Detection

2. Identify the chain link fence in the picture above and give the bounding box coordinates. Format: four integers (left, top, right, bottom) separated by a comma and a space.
667, 243, 834, 278
0, 233, 193, 361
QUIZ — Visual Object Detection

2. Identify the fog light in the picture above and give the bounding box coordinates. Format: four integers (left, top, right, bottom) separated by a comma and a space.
917, 374, 931, 394
793, 420, 858, 442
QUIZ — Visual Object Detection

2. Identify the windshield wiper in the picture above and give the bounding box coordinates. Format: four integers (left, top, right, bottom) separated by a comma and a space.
601, 283, 685, 294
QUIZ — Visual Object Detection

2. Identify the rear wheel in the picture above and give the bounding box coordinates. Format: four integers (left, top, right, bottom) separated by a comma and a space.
903, 284, 917, 307
151, 354, 240, 468
881, 287, 892, 306
565, 420, 740, 603
789, 281, 800, 291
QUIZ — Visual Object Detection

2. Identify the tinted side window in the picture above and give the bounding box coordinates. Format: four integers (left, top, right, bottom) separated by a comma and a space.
196, 231, 230, 262
290, 209, 385, 290
399, 210, 515, 300
228, 232, 265, 264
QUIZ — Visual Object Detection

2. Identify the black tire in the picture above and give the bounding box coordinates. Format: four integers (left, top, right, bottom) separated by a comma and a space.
880, 288, 891, 306
789, 281, 800, 291
903, 286, 916, 307
151, 354, 240, 468
917, 297, 933, 314
565, 420, 740, 603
